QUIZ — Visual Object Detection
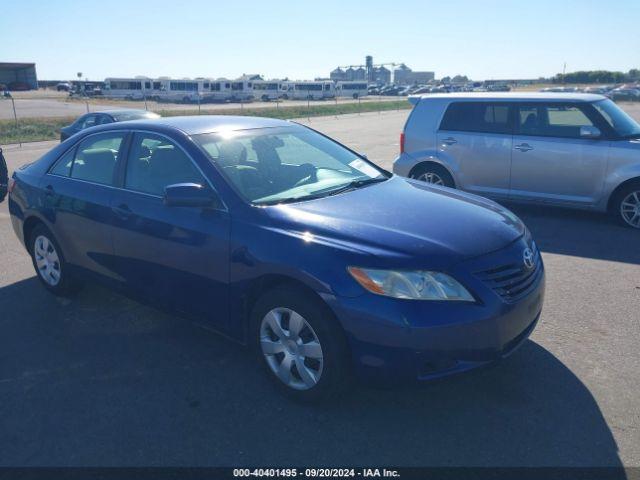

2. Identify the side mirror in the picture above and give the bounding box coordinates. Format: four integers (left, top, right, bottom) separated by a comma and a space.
580, 126, 602, 139
163, 183, 220, 208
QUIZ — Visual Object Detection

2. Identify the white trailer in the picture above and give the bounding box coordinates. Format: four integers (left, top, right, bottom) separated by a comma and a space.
335, 81, 368, 99
252, 80, 282, 101
228, 80, 254, 102
282, 81, 335, 100
160, 79, 203, 103
103, 77, 159, 100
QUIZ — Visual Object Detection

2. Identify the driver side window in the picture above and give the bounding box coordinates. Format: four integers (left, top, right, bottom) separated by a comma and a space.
125, 133, 206, 196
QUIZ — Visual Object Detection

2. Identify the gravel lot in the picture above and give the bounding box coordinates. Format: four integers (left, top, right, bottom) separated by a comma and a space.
0, 110, 638, 467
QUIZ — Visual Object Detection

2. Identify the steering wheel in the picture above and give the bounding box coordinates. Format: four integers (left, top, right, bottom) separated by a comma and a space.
292, 163, 318, 187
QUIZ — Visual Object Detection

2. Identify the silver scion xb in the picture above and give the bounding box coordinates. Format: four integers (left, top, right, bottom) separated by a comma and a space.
393, 93, 640, 228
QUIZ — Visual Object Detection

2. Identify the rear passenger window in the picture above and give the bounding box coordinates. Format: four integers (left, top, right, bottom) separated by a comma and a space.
125, 133, 205, 196
50, 133, 124, 185
517, 104, 596, 138
69, 133, 124, 185
440, 102, 511, 134
50, 148, 75, 177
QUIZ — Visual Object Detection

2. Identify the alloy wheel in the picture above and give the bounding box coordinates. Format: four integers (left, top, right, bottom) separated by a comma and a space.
260, 307, 324, 390
34, 235, 62, 286
416, 171, 444, 185
620, 190, 640, 228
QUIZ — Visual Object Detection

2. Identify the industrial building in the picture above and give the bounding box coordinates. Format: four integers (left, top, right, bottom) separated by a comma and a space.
0, 62, 38, 90
329, 56, 432, 85
393, 64, 435, 85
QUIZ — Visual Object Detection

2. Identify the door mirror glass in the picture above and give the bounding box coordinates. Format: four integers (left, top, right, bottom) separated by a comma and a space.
580, 125, 602, 139
163, 183, 218, 208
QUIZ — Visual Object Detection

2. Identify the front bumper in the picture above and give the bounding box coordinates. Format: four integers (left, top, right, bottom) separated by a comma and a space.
327, 237, 545, 383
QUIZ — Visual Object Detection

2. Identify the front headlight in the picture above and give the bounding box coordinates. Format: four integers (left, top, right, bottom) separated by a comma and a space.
348, 267, 474, 302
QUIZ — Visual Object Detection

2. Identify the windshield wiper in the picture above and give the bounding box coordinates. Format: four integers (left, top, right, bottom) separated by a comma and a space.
320, 177, 388, 196
257, 192, 333, 206
256, 177, 388, 206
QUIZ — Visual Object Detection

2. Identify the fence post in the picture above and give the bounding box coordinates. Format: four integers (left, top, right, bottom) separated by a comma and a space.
10, 96, 18, 127
10, 95, 22, 147
198, 94, 201, 115
307, 96, 310, 121
335, 95, 338, 118
143, 92, 148, 111
358, 95, 361, 115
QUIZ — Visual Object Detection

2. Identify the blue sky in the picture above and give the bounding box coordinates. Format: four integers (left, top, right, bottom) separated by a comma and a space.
2, 0, 638, 81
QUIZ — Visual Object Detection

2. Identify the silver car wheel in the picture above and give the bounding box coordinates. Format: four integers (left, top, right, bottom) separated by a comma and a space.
34, 235, 62, 286
260, 307, 324, 390
620, 190, 640, 228
416, 171, 444, 185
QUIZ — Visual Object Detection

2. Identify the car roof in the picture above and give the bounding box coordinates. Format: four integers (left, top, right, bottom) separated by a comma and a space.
412, 92, 607, 102
95, 109, 155, 115
99, 115, 293, 135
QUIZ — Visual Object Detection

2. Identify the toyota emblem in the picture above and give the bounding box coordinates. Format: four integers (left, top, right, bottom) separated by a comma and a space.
523, 248, 535, 270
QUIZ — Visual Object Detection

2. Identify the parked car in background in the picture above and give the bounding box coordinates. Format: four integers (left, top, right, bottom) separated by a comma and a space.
56, 82, 71, 92
379, 85, 401, 96
9, 115, 544, 401
412, 86, 433, 94
486, 84, 511, 92
610, 88, 640, 101
0, 148, 7, 203
394, 93, 640, 228
59, 109, 160, 141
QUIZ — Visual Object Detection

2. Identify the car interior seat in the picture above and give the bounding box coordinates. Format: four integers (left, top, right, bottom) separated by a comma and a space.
74, 148, 116, 185
218, 141, 266, 200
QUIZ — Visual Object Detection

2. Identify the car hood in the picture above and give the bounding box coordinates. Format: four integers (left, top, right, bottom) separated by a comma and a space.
264, 176, 525, 269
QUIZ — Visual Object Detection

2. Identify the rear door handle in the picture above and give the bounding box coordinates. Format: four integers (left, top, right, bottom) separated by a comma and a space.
442, 137, 457, 145
112, 204, 132, 220
514, 143, 533, 152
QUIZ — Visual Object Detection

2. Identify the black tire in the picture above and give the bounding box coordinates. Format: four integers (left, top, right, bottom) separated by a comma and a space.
29, 224, 80, 296
611, 181, 640, 229
251, 284, 351, 402
410, 163, 455, 188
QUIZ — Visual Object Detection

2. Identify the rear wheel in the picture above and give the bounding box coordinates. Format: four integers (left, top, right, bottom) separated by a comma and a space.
410, 163, 455, 188
252, 285, 350, 402
29, 224, 79, 296
612, 182, 640, 229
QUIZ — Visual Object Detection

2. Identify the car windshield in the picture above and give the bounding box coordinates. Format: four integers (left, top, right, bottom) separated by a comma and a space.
193, 126, 387, 205
593, 99, 640, 138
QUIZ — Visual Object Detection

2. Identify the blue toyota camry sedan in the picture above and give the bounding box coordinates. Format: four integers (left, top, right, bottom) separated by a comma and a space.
8, 116, 544, 401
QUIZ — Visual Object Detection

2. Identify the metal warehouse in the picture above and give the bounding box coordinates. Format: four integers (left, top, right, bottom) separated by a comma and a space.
0, 62, 38, 90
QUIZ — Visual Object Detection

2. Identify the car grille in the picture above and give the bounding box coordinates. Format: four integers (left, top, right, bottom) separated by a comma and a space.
474, 244, 543, 303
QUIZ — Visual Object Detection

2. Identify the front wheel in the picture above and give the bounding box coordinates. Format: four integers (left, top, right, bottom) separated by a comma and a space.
30, 224, 80, 296
252, 285, 350, 402
410, 163, 455, 188
612, 182, 640, 229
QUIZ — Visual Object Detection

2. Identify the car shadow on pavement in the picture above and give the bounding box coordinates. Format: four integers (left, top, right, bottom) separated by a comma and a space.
0, 276, 624, 470
501, 202, 640, 265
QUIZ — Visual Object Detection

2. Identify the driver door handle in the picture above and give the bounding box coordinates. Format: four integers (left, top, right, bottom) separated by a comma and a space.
442, 137, 457, 145
515, 143, 533, 152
